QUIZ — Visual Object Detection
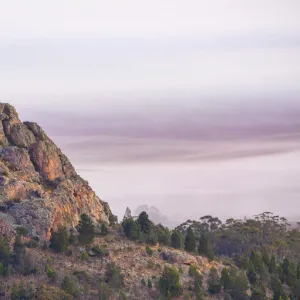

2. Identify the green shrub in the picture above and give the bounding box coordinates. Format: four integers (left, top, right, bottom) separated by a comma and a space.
106, 262, 125, 289
92, 245, 109, 257
80, 251, 89, 261
208, 267, 221, 294
147, 279, 153, 289
171, 230, 183, 249
45, 265, 57, 280
159, 266, 183, 297
100, 224, 109, 236
77, 214, 95, 245
50, 227, 69, 253
61, 276, 79, 297
146, 245, 153, 256
141, 278, 146, 286
98, 282, 111, 300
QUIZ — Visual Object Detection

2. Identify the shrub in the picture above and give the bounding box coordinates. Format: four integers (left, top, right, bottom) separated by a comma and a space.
141, 278, 146, 286
92, 245, 109, 257
189, 265, 198, 277
122, 218, 140, 240
80, 251, 89, 261
147, 279, 153, 289
50, 227, 69, 253
11, 281, 37, 300
100, 224, 109, 236
146, 246, 153, 256
61, 276, 79, 297
208, 267, 221, 294
105, 262, 125, 289
45, 265, 57, 280
159, 266, 183, 297
184, 227, 196, 252
77, 214, 95, 245
171, 230, 183, 249
38, 285, 73, 300
16, 227, 29, 237
98, 282, 111, 300
137, 211, 151, 234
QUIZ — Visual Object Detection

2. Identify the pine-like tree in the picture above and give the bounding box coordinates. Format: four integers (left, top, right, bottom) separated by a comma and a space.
77, 214, 95, 245
171, 230, 183, 249
184, 226, 196, 252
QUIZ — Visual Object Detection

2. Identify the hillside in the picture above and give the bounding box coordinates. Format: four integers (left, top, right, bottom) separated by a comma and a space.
0, 103, 300, 300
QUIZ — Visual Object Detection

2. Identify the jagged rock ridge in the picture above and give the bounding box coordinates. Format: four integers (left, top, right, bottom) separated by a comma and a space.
0, 103, 111, 239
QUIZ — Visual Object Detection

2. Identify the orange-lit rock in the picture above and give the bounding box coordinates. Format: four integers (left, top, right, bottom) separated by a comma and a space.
0, 103, 112, 239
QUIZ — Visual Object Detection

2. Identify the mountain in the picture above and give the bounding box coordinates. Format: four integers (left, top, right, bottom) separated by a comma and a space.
0, 103, 112, 239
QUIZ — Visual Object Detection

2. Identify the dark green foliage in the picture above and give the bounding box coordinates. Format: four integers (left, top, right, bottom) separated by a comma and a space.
247, 261, 258, 284
137, 211, 151, 234
45, 265, 57, 280
11, 281, 37, 300
184, 227, 196, 252
122, 218, 140, 240
208, 267, 221, 294
69, 229, 77, 245
147, 279, 153, 289
105, 262, 125, 289
156, 224, 171, 246
15, 227, 29, 237
92, 245, 109, 257
271, 277, 286, 300
50, 227, 69, 253
222, 267, 249, 300
61, 276, 79, 297
146, 245, 153, 256
269, 255, 277, 274
250, 286, 267, 300
195, 274, 205, 300
159, 266, 183, 298
249, 251, 264, 275
198, 234, 214, 260
171, 230, 183, 249
13, 234, 26, 273
119, 291, 127, 300
0, 238, 10, 266
109, 214, 118, 226
141, 278, 146, 286
78, 214, 95, 245
98, 282, 111, 300
100, 224, 109, 236
80, 251, 89, 261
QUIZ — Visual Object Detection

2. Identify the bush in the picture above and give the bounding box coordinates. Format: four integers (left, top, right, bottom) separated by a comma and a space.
189, 265, 198, 277
184, 227, 196, 252
61, 276, 79, 297
38, 284, 73, 300
100, 224, 109, 236
50, 227, 69, 253
105, 262, 125, 289
141, 278, 146, 286
92, 245, 109, 257
11, 281, 37, 300
146, 246, 153, 256
208, 267, 221, 294
77, 214, 95, 245
80, 251, 89, 261
122, 218, 140, 240
45, 265, 57, 280
98, 282, 111, 300
159, 266, 183, 298
171, 230, 183, 249
147, 279, 153, 289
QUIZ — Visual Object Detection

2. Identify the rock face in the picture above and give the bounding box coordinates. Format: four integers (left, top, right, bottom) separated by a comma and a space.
0, 103, 112, 239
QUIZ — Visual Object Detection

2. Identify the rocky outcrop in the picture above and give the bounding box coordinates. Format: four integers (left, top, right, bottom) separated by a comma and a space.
0, 103, 112, 239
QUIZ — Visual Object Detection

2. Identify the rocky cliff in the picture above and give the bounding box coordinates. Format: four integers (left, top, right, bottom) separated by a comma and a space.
0, 103, 111, 239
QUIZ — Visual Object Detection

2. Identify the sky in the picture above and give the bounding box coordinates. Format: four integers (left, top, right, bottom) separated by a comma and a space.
0, 1, 300, 223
